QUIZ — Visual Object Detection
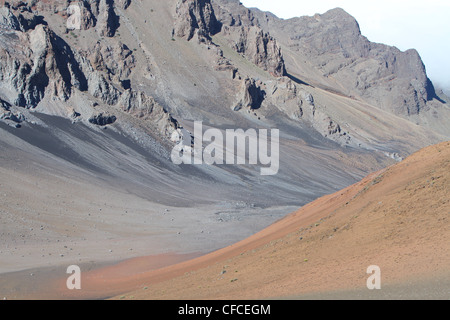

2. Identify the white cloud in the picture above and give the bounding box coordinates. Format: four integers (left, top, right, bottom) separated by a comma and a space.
241, 0, 450, 88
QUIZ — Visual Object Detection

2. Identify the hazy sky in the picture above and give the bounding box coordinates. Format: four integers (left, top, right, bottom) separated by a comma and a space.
241, 0, 450, 89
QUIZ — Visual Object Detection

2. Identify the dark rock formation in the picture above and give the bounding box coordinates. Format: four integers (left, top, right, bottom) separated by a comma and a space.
233, 77, 265, 111
86, 40, 135, 82
0, 3, 44, 31
0, 98, 25, 127
214, 48, 239, 79
0, 23, 87, 108
174, 0, 222, 42
0, 110, 25, 123
96, 0, 119, 37
0, 98, 10, 112
225, 25, 286, 77
211, 0, 286, 77
88, 112, 116, 126
76, 1, 97, 31
212, 0, 258, 27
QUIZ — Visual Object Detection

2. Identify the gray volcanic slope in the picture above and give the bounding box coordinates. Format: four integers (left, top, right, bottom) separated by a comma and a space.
1, 112, 377, 208
0, 0, 448, 284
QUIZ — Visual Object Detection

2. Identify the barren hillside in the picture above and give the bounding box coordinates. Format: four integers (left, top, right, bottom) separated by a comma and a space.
109, 141, 450, 300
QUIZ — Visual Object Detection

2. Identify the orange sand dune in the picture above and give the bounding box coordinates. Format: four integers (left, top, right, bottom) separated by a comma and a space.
55, 141, 449, 299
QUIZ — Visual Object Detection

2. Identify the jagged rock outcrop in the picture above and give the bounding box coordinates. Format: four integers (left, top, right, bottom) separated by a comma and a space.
0, 3, 43, 31
0, 4, 133, 110
233, 77, 265, 111
68, 107, 81, 121
86, 40, 135, 83
96, 0, 119, 37
0, 98, 10, 112
0, 110, 25, 127
118, 89, 180, 139
74, 1, 97, 31
212, 0, 258, 27
58, 0, 126, 32
87, 71, 120, 105
215, 56, 239, 79
0, 23, 87, 108
214, 48, 239, 79
0, 98, 25, 127
0, 5, 21, 30
174, 0, 222, 42
225, 26, 286, 77
0, 1, 180, 140
247, 7, 437, 116
269, 78, 306, 119
212, 1, 286, 77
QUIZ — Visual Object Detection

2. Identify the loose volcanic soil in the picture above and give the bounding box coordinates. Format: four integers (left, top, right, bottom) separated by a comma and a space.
57, 141, 449, 300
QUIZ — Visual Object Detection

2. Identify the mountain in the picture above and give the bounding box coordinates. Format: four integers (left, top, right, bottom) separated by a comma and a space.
214, 1, 450, 136
0, 0, 448, 299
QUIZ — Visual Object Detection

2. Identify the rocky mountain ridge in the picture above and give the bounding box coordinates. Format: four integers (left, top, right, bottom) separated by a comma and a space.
0, 1, 184, 143
212, 1, 449, 133
1, 0, 448, 141
0, 0, 448, 184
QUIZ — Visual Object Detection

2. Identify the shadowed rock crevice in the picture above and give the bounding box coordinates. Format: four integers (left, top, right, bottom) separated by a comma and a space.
51, 32, 89, 93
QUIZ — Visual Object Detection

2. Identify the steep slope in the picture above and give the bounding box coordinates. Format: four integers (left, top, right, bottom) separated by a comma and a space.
112, 141, 449, 300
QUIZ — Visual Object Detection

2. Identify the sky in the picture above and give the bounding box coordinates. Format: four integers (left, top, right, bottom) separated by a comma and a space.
240, 0, 450, 89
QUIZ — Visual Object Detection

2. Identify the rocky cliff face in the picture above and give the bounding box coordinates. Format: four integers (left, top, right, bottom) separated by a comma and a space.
233, 77, 265, 111
244, 76, 354, 146
0, 0, 448, 151
174, 0, 222, 42
173, 0, 285, 77
86, 40, 135, 84
96, 0, 119, 37
247, 6, 439, 117
212, 0, 286, 77
0, 0, 182, 141
222, 25, 286, 77
0, 2, 43, 31
212, 0, 258, 27
0, 20, 87, 108
289, 8, 434, 116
